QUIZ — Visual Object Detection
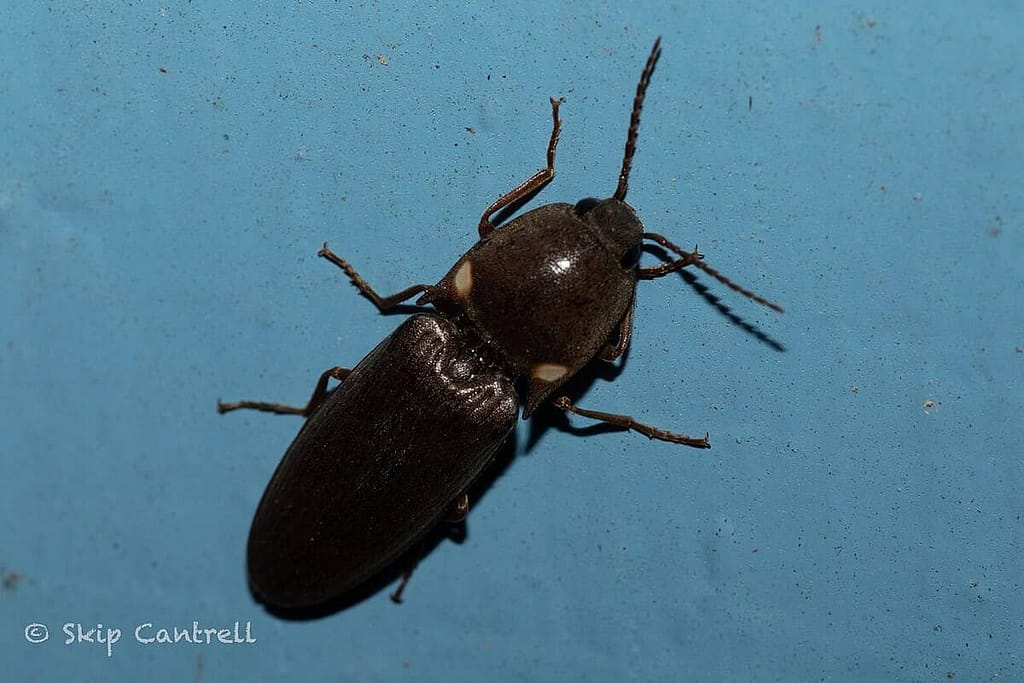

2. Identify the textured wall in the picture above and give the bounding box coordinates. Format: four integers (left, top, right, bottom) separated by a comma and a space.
2, 2, 1021, 680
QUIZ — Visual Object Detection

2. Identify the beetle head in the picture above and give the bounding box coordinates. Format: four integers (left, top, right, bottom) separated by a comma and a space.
574, 197, 643, 271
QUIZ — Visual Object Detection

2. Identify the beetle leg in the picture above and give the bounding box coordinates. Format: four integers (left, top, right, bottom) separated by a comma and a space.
552, 396, 711, 449
389, 493, 469, 603
319, 243, 432, 312
217, 366, 351, 417
477, 96, 565, 238
598, 299, 635, 362
389, 567, 415, 604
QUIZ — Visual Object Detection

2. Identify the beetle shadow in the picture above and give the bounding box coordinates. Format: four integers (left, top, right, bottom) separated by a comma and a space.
258, 429, 519, 620
643, 243, 786, 353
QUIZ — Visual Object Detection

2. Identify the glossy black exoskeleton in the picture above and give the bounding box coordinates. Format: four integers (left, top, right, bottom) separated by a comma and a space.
219, 38, 782, 610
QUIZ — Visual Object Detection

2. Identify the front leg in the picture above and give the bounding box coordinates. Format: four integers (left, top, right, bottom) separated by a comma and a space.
477, 97, 565, 238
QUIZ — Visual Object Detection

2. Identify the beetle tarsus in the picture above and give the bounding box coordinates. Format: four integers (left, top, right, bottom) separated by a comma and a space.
390, 568, 414, 604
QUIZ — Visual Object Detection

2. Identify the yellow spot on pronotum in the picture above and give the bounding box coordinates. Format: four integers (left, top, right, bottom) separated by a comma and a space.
532, 363, 568, 382
454, 260, 472, 296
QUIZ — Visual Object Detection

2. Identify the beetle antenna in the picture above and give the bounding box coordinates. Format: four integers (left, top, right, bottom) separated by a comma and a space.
640, 232, 784, 313
613, 37, 662, 202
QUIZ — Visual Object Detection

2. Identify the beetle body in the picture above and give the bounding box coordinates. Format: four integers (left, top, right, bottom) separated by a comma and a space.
220, 38, 781, 610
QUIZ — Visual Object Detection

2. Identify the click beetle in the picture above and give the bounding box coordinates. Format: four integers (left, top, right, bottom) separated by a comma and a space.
219, 37, 782, 610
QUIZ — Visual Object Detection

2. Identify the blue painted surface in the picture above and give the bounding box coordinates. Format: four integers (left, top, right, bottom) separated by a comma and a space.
1, 2, 1021, 680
